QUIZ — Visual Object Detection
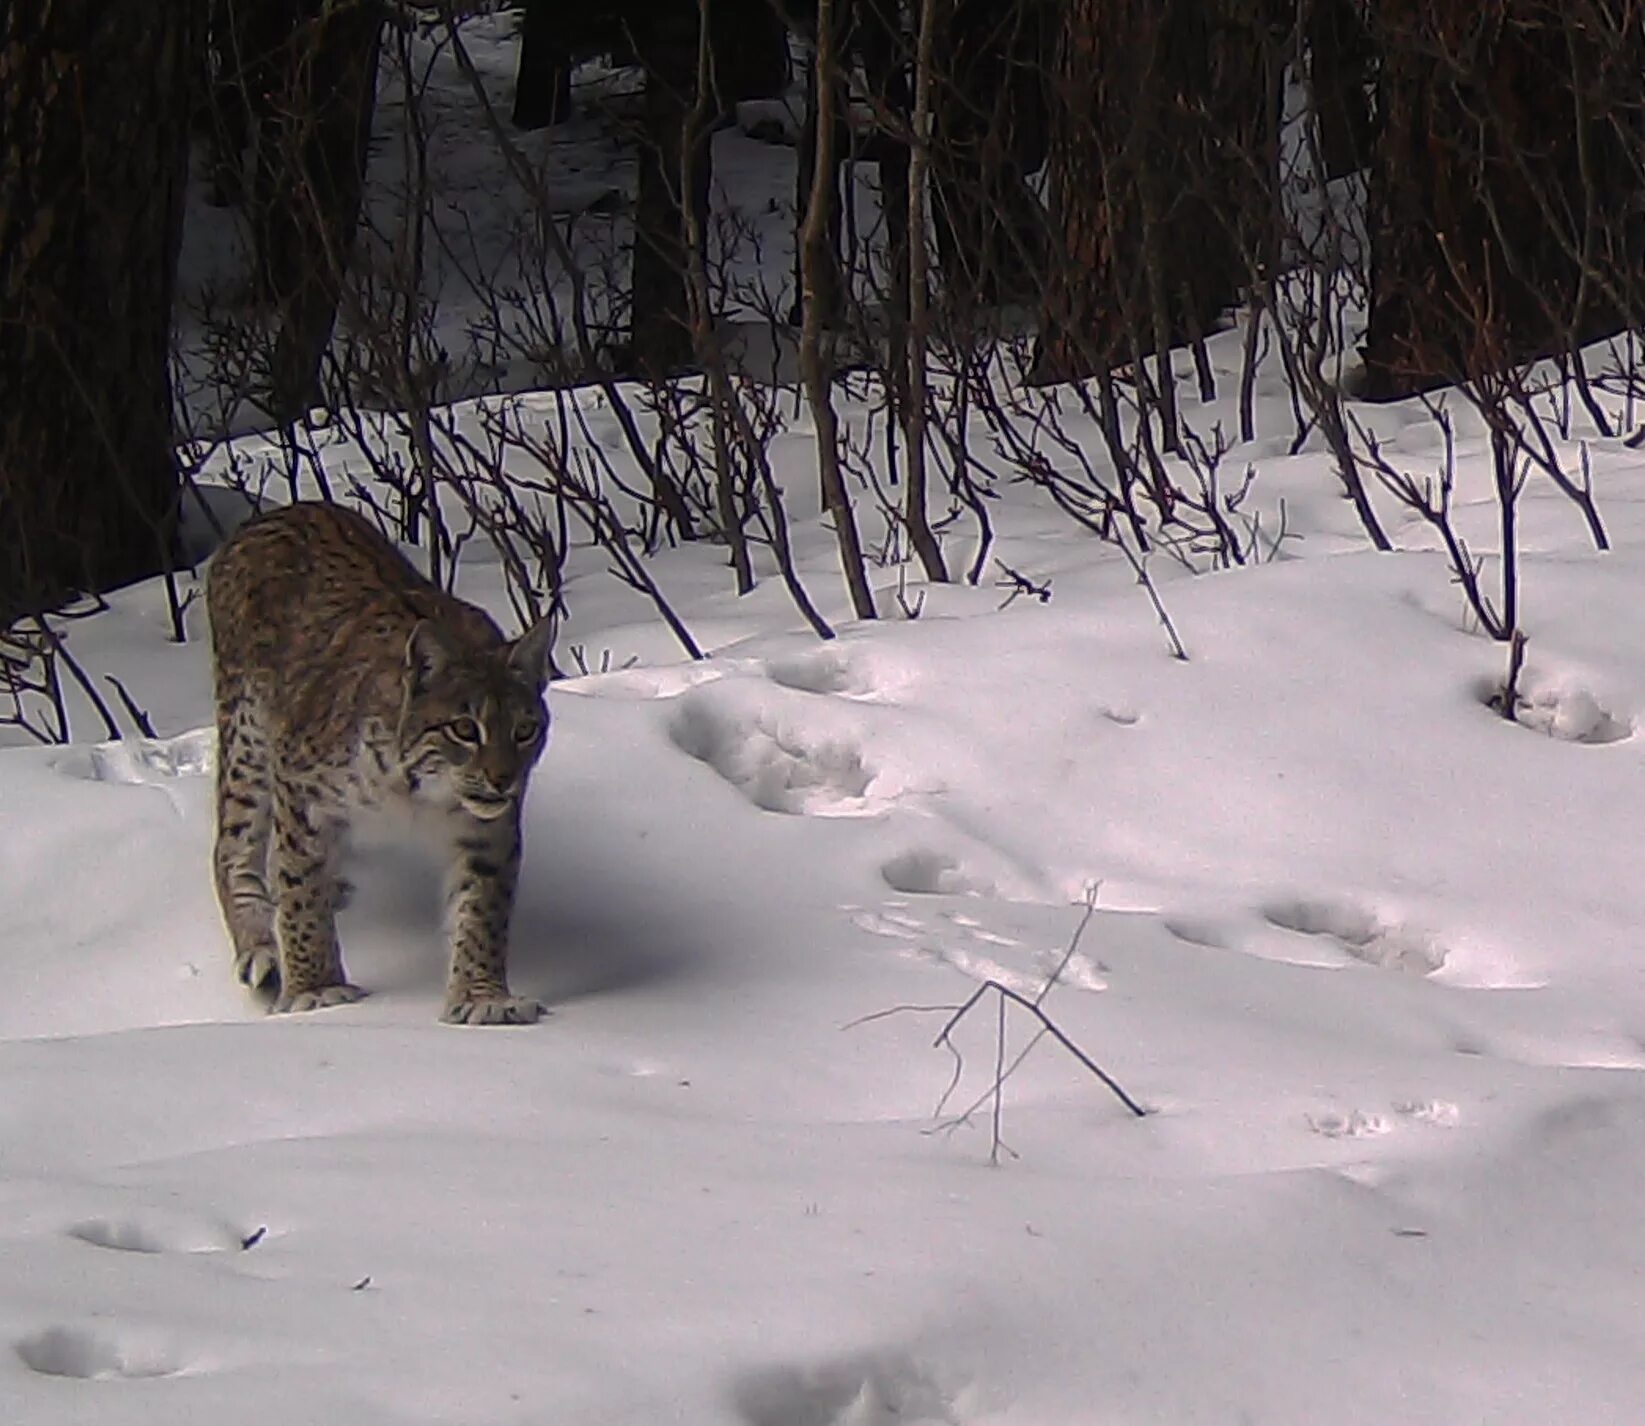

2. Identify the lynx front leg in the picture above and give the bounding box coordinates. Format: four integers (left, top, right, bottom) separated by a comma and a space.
270, 783, 363, 1013
442, 812, 542, 1025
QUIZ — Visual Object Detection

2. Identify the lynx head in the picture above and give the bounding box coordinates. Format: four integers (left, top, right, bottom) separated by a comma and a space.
398, 617, 552, 819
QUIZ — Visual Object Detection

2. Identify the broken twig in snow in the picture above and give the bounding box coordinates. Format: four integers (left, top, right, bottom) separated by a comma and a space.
846, 891, 1147, 1165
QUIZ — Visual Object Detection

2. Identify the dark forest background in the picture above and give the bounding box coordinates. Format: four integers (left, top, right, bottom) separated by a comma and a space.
2, 1, 1642, 706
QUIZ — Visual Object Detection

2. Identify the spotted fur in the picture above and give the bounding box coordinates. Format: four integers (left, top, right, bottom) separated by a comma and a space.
207, 502, 552, 1024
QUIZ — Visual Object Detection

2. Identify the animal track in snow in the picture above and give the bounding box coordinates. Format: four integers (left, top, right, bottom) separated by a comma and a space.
67, 1210, 243, 1256
917, 945, 1044, 995
50, 728, 215, 819
1038, 946, 1109, 992
15, 1324, 187, 1380
1505, 683, 1632, 745
880, 849, 992, 897
1161, 915, 1234, 951
1394, 1098, 1461, 1127
1262, 897, 1448, 976
669, 695, 880, 816
735, 1350, 963, 1426
55, 728, 215, 788
765, 646, 880, 700
851, 903, 1101, 994
916, 940, 1107, 997
852, 909, 927, 941
940, 911, 1020, 948
1306, 1108, 1393, 1139
1309, 1099, 1462, 1139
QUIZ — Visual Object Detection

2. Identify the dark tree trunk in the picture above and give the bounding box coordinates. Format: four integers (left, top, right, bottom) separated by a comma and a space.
1034, 0, 1258, 384
205, 0, 268, 205
243, 0, 383, 420
511, 0, 575, 130
628, 0, 786, 375
789, 4, 853, 328
1308, 0, 1373, 180
629, 5, 709, 377
707, 0, 789, 103
0, 2, 196, 623
931, 0, 1049, 309
211, 0, 305, 276
856, 0, 910, 391
1032, 0, 1105, 381
1363, 2, 1645, 400
1206, 2, 1288, 291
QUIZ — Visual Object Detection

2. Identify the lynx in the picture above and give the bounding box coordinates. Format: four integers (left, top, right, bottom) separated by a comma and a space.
207, 501, 552, 1025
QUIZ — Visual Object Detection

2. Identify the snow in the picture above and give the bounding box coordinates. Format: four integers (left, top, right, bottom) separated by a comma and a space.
11, 381, 1645, 1419
11, 24, 1645, 1426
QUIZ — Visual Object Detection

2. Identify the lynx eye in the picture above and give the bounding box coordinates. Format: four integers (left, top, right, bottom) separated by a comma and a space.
514, 718, 542, 744
446, 716, 481, 745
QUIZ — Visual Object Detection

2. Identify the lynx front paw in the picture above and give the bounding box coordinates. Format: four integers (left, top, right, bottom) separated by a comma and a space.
272, 983, 367, 1014
441, 993, 545, 1026
235, 946, 280, 991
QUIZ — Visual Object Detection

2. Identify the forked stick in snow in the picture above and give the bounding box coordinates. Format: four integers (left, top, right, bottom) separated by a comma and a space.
929, 896, 1148, 1161
846, 892, 1147, 1166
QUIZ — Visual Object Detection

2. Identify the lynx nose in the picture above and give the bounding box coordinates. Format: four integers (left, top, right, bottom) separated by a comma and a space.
475, 765, 514, 796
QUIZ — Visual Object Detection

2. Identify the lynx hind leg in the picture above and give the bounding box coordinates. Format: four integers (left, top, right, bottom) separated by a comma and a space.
213, 690, 279, 993
269, 779, 364, 1013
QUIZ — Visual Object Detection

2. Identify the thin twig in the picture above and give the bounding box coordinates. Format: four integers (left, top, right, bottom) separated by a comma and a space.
104, 676, 158, 737
932, 979, 1148, 1121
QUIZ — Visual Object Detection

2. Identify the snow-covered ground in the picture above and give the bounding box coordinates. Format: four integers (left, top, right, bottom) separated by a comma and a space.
8, 332, 1645, 1424
11, 20, 1645, 1422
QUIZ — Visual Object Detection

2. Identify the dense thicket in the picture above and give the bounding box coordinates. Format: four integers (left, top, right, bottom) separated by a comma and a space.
1364, 1, 1645, 398
3, 0, 1643, 640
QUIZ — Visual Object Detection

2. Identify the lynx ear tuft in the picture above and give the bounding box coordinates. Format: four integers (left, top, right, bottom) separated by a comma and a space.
405, 621, 455, 692
507, 614, 554, 689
